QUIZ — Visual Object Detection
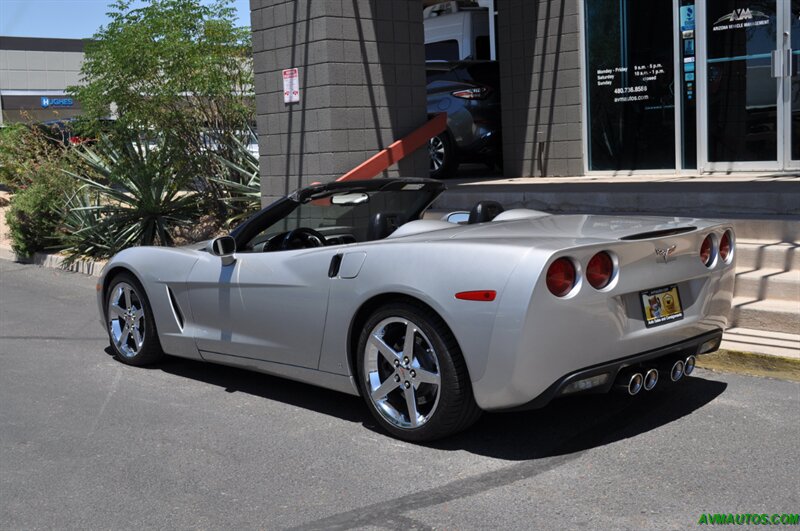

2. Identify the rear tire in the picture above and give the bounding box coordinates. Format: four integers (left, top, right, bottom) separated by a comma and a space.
429, 132, 459, 179
105, 272, 163, 366
357, 301, 481, 442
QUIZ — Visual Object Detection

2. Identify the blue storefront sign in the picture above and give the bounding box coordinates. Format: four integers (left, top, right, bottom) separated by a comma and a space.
41, 97, 74, 108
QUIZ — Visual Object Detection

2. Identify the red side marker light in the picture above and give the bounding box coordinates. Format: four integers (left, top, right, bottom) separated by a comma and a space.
455, 290, 497, 302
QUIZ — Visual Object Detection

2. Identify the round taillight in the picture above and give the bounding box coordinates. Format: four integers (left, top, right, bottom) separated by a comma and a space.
700, 235, 714, 267
719, 230, 732, 262
586, 251, 614, 289
546, 257, 576, 297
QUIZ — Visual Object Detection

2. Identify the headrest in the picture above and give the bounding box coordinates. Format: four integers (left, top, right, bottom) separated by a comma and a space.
468, 200, 505, 224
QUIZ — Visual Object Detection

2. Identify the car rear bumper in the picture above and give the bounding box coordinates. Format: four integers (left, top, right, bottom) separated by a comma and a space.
494, 329, 723, 411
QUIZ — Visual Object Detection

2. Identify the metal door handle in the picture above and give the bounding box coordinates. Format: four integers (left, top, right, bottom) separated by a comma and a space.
771, 50, 782, 78
788, 49, 795, 77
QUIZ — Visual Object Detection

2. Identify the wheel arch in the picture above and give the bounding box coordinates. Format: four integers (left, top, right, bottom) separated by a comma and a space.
102, 266, 147, 307
346, 292, 469, 395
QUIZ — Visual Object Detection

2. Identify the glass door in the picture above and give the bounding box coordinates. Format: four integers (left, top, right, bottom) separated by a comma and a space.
701, 0, 799, 171
703, 0, 780, 170
787, 1, 800, 168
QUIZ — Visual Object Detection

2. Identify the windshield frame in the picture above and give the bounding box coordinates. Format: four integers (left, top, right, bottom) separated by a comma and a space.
230, 178, 446, 249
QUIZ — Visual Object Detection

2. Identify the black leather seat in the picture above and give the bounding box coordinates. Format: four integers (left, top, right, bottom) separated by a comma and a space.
367, 212, 402, 240
467, 201, 504, 224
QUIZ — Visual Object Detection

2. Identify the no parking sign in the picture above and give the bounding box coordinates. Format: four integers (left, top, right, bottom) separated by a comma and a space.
282, 68, 300, 103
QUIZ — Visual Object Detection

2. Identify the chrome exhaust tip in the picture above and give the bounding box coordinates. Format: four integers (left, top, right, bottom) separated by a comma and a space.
644, 369, 658, 391
626, 373, 644, 395
670, 360, 685, 382
684, 355, 696, 376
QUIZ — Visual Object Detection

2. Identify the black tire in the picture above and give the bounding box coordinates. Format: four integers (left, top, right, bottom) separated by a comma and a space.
104, 272, 164, 366
356, 301, 481, 442
429, 132, 459, 179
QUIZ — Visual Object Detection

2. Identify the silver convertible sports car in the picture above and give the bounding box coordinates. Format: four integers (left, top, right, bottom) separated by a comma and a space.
98, 178, 735, 441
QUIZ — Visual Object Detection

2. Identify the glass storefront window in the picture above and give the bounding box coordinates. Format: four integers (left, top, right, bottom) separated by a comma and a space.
584, 0, 676, 171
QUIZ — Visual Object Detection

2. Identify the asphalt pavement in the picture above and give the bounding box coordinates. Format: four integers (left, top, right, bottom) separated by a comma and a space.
1, 259, 798, 530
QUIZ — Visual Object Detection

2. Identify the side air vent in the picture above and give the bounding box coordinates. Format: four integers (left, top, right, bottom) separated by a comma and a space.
620, 227, 696, 241
166, 287, 185, 330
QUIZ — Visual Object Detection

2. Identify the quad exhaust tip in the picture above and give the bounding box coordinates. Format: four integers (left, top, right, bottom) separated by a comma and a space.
626, 373, 644, 395
644, 369, 658, 391
670, 360, 685, 382
684, 355, 696, 376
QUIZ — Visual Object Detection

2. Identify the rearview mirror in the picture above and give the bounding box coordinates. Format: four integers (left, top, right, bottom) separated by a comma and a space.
444, 211, 470, 224
208, 236, 236, 266
330, 192, 369, 205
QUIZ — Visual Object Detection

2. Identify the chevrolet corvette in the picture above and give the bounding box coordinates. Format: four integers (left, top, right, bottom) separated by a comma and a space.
97, 178, 735, 441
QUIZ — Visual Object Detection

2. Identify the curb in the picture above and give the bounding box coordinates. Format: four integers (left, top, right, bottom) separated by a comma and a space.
697, 349, 800, 383
0, 246, 106, 277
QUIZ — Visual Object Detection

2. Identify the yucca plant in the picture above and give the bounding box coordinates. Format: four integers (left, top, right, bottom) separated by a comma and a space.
61, 132, 203, 260
207, 127, 261, 225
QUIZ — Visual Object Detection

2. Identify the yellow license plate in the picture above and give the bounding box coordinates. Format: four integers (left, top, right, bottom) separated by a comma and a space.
640, 285, 684, 328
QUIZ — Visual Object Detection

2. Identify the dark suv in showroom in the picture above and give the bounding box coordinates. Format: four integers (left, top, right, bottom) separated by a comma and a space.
426, 61, 501, 178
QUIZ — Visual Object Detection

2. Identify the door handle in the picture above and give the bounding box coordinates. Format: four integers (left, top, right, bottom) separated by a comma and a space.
788, 49, 795, 77
770, 50, 782, 78
328, 254, 343, 278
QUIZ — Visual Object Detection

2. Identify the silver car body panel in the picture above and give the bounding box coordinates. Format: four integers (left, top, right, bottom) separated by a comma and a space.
97, 213, 735, 411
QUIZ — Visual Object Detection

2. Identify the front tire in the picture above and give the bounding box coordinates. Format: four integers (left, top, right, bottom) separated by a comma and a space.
357, 302, 481, 442
105, 272, 163, 366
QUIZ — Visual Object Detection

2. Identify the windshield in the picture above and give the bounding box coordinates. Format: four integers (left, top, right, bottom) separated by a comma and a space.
243, 183, 440, 251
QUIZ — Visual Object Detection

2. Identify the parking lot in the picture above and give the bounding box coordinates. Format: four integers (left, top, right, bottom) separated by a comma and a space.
1, 259, 798, 530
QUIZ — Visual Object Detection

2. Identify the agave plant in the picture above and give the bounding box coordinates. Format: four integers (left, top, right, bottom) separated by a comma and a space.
61, 132, 203, 259
206, 127, 261, 225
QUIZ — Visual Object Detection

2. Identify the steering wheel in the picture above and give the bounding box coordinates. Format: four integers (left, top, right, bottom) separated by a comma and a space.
280, 227, 327, 250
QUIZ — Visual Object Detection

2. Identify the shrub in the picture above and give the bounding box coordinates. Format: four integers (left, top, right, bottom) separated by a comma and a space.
5, 166, 72, 256
0, 124, 65, 193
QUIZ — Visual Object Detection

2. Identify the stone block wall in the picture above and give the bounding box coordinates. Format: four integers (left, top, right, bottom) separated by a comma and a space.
251, 0, 429, 204
497, 0, 584, 177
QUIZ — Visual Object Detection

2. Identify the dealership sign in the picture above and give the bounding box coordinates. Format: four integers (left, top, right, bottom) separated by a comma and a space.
713, 8, 769, 31
41, 97, 74, 108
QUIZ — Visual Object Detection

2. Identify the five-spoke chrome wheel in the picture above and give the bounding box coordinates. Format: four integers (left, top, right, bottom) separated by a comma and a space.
358, 303, 481, 441
107, 282, 146, 359
105, 273, 163, 366
363, 317, 442, 429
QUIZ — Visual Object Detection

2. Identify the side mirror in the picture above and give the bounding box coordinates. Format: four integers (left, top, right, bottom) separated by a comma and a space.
444, 211, 470, 224
208, 236, 236, 266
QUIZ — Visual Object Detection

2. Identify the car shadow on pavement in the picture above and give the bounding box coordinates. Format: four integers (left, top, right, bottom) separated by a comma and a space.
430, 376, 728, 460
104, 347, 369, 424
109, 348, 726, 460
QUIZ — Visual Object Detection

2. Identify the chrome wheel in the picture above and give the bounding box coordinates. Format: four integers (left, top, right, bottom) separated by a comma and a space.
429, 136, 445, 172
107, 282, 146, 359
363, 317, 441, 429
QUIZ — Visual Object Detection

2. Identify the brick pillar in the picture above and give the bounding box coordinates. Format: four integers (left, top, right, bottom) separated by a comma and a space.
251, 0, 428, 204
497, 0, 584, 177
